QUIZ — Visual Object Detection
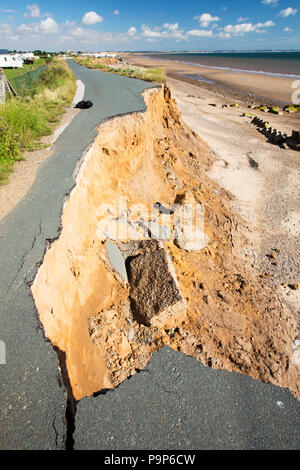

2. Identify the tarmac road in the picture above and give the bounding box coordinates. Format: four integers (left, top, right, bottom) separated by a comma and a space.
75, 347, 300, 450
0, 60, 299, 450
0, 60, 156, 450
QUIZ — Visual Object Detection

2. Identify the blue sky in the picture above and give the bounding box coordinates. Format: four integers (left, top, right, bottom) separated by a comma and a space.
0, 0, 299, 51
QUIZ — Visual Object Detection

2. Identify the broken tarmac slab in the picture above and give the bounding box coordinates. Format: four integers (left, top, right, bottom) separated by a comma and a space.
127, 240, 187, 328
74, 346, 300, 450
0, 60, 158, 449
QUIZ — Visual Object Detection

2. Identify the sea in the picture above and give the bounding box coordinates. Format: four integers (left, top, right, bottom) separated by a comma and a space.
144, 52, 300, 79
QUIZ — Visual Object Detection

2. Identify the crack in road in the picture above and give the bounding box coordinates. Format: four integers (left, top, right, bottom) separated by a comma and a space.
4, 221, 42, 301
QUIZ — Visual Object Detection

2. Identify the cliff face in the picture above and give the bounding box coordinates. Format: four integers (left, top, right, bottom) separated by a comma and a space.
32, 86, 299, 401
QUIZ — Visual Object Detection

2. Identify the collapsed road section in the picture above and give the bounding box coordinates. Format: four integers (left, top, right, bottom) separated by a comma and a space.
32, 84, 300, 410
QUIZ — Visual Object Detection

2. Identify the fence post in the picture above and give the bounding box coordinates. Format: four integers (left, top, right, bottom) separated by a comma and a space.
0, 69, 5, 104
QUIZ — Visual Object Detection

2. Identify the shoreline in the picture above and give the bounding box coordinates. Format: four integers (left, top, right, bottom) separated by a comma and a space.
126, 53, 298, 106
167, 72, 287, 107
140, 55, 300, 80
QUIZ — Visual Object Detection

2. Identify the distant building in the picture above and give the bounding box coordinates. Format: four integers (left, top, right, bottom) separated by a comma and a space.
21, 52, 39, 60
0, 53, 23, 69
0, 51, 42, 68
80, 52, 117, 58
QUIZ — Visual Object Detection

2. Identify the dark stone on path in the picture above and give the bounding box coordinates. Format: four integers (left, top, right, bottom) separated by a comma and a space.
75, 100, 93, 109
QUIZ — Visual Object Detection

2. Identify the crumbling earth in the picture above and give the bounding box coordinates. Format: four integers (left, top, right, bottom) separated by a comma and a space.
32, 85, 300, 402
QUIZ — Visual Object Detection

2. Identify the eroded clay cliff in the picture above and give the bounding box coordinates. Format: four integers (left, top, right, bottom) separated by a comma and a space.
32, 86, 300, 402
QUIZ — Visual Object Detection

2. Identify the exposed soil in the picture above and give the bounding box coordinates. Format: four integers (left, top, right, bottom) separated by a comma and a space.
32, 85, 300, 402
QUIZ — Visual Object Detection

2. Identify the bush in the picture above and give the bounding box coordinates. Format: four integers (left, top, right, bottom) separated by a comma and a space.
34, 65, 69, 91
0, 118, 23, 183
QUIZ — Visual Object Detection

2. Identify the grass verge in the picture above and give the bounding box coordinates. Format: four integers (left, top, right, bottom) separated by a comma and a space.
0, 59, 76, 185
74, 57, 165, 83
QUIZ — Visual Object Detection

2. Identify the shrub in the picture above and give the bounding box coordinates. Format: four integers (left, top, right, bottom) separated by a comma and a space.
34, 65, 69, 91
0, 118, 23, 183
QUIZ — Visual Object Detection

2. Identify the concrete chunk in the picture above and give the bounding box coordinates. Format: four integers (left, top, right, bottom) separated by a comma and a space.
106, 240, 128, 283
127, 241, 186, 327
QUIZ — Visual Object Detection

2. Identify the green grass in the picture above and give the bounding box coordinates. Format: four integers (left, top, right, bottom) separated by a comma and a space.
4, 59, 46, 81
0, 118, 23, 181
0, 60, 76, 184
74, 57, 165, 83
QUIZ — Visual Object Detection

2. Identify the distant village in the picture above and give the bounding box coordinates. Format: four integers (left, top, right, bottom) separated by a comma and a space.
0, 49, 117, 69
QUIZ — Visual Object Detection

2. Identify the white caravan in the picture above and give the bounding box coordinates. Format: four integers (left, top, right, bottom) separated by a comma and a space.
0, 54, 23, 68
11, 55, 23, 68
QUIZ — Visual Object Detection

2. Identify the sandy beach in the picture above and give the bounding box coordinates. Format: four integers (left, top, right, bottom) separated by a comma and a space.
164, 75, 300, 343
127, 53, 298, 105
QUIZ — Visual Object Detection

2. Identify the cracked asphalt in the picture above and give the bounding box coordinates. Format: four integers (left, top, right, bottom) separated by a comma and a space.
75, 347, 300, 450
0, 60, 299, 450
0, 60, 156, 450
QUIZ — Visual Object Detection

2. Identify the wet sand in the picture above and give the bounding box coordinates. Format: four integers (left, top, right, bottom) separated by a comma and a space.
126, 54, 297, 105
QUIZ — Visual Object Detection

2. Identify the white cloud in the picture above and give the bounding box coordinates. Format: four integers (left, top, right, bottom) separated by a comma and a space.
17, 23, 34, 33
81, 11, 103, 26
224, 23, 256, 34
217, 31, 231, 39
187, 29, 213, 37
40, 17, 59, 34
59, 35, 74, 43
164, 22, 181, 31
256, 20, 275, 27
278, 7, 298, 17
17, 17, 59, 35
3, 15, 140, 49
283, 26, 293, 32
141, 23, 186, 40
113, 10, 120, 15
128, 26, 137, 36
223, 20, 274, 36
66, 26, 119, 44
65, 20, 76, 28
0, 22, 12, 35
194, 13, 221, 27
262, 0, 278, 5
237, 17, 249, 23
24, 4, 40, 18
